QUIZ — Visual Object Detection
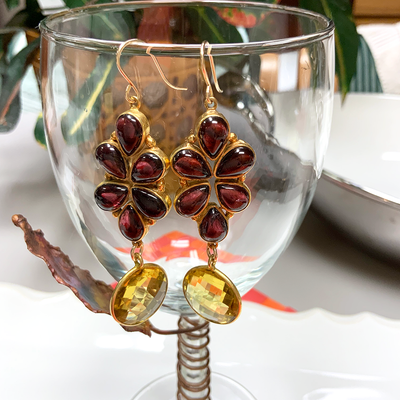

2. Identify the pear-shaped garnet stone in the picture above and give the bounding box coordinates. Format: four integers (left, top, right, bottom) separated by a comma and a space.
95, 143, 126, 179
199, 206, 228, 242
173, 149, 211, 179
116, 113, 143, 155
131, 153, 164, 183
216, 146, 255, 178
175, 184, 210, 217
132, 188, 167, 220
119, 205, 145, 241
217, 183, 250, 212
95, 184, 128, 211
198, 116, 229, 159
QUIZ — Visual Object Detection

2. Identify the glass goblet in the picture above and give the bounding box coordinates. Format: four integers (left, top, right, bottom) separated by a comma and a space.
40, 2, 334, 398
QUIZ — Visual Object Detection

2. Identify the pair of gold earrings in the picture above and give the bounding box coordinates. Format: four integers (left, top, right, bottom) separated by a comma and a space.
94, 40, 255, 327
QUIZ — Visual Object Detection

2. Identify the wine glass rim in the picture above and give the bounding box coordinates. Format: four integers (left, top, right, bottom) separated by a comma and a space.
40, 0, 334, 54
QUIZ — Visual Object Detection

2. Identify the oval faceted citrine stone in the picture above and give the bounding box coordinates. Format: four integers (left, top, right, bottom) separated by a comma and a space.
111, 264, 167, 326
183, 266, 241, 324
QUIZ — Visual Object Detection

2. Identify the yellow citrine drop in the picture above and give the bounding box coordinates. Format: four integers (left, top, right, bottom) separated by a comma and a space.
111, 263, 167, 326
183, 266, 241, 324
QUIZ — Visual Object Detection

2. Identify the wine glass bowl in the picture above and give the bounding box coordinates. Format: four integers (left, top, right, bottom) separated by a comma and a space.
40, 1, 334, 317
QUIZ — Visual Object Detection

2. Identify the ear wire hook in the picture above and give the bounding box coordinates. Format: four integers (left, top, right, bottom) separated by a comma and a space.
116, 38, 187, 108
200, 41, 223, 107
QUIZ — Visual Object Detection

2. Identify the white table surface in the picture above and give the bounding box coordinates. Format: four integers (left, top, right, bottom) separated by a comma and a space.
2, 109, 400, 320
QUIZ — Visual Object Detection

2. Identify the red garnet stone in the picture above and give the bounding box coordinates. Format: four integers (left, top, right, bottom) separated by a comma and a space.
119, 205, 145, 241
116, 113, 143, 155
198, 116, 229, 159
132, 188, 167, 220
95, 143, 126, 179
131, 153, 164, 183
216, 146, 255, 178
95, 184, 128, 211
176, 185, 210, 217
217, 183, 249, 212
199, 206, 228, 242
173, 149, 211, 179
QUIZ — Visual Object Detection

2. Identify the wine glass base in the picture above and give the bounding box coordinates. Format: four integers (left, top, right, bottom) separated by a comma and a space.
132, 372, 256, 400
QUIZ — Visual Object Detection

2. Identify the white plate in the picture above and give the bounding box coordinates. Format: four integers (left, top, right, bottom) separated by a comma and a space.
324, 93, 400, 201
1, 283, 400, 400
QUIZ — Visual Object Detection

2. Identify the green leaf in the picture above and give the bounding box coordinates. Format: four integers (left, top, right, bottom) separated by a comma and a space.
185, 6, 243, 45
6, 0, 44, 30
300, 0, 359, 99
5, 0, 20, 10
63, 0, 134, 41
34, 112, 46, 148
0, 37, 39, 133
61, 56, 116, 145
0, 92, 20, 133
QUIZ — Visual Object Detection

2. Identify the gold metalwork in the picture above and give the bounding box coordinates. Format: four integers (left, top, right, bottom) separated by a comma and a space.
168, 41, 256, 325
213, 139, 256, 177
110, 263, 168, 327
174, 180, 212, 219
214, 179, 252, 214
95, 38, 195, 326
182, 264, 242, 325
200, 41, 223, 106
194, 108, 230, 160
116, 38, 187, 107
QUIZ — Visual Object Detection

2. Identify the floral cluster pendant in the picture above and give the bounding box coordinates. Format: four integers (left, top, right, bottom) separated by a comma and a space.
171, 108, 256, 324
95, 107, 171, 327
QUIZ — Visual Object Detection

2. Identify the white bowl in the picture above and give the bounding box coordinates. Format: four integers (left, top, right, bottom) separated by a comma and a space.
313, 93, 400, 262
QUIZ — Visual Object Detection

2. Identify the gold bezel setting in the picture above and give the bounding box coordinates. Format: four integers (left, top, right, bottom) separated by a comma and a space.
174, 180, 212, 218
182, 265, 242, 325
110, 263, 168, 327
195, 109, 230, 160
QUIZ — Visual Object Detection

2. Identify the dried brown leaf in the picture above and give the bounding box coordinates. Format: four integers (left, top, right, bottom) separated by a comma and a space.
12, 214, 152, 337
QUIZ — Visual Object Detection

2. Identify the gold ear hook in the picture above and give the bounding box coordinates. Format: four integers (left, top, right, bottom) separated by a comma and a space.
116, 39, 187, 107
146, 47, 187, 92
200, 41, 223, 105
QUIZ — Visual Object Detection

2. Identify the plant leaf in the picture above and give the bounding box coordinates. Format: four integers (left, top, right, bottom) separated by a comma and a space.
34, 112, 46, 148
61, 56, 116, 145
0, 93, 20, 133
12, 213, 152, 336
63, 0, 134, 41
0, 37, 39, 133
185, 6, 243, 44
6, 0, 44, 30
59, 4, 136, 144
5, 0, 20, 10
300, 0, 359, 99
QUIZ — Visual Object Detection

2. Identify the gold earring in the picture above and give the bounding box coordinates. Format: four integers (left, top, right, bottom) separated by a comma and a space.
170, 41, 256, 324
94, 39, 186, 327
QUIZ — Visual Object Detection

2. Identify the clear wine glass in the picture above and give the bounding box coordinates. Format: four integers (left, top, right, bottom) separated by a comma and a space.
39, 2, 334, 399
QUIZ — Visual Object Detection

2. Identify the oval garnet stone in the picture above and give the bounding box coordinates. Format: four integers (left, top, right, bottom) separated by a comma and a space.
215, 146, 255, 178
119, 205, 145, 241
176, 185, 210, 217
132, 188, 167, 220
116, 113, 143, 155
199, 206, 228, 242
131, 153, 164, 183
173, 149, 211, 179
95, 143, 126, 179
217, 183, 250, 212
198, 116, 229, 159
95, 184, 128, 211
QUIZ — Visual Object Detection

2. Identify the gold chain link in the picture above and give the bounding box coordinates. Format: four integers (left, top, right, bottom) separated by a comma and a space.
130, 241, 144, 268
207, 243, 218, 270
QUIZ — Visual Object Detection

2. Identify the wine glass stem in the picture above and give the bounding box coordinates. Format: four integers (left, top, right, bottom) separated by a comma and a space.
177, 317, 211, 400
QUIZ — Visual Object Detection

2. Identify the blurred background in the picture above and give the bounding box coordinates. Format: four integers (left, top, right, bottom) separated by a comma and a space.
1, 0, 399, 319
